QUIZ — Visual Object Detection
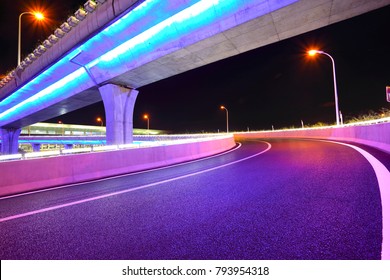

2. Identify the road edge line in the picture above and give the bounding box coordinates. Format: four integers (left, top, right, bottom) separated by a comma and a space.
321, 140, 390, 260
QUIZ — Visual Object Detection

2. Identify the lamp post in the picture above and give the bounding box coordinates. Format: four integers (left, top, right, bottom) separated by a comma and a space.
18, 11, 45, 65
58, 120, 64, 135
143, 114, 150, 134
308, 49, 340, 126
96, 117, 103, 126
220, 105, 229, 133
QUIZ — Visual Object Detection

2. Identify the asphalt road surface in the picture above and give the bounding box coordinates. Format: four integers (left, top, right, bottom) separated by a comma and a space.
0, 138, 388, 259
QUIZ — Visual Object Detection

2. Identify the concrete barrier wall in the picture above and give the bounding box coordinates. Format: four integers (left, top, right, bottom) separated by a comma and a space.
0, 136, 235, 197
234, 122, 390, 153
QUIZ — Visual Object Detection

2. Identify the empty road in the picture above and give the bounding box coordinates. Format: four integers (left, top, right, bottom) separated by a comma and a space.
0, 138, 388, 259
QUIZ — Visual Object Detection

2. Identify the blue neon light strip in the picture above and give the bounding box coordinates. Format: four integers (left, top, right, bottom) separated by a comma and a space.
0, 68, 91, 121
0, 0, 297, 126
88, 0, 220, 68
18, 140, 106, 145
0, 48, 83, 110
1, 0, 204, 122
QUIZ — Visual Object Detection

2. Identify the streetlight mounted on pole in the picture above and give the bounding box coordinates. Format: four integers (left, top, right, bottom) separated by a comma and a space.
220, 105, 229, 133
18, 11, 45, 66
96, 117, 103, 126
308, 49, 340, 126
143, 114, 150, 134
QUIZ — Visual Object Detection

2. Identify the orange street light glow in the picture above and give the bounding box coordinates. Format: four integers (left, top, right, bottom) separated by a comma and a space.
305, 49, 341, 126
18, 10, 46, 65
34, 12, 45, 20
96, 117, 103, 126
143, 114, 149, 119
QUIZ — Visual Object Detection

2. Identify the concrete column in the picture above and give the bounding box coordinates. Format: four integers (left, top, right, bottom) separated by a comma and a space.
0, 128, 21, 155
32, 143, 41, 152
99, 84, 139, 145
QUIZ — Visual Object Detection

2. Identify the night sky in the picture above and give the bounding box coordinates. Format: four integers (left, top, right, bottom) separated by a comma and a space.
1, 1, 389, 133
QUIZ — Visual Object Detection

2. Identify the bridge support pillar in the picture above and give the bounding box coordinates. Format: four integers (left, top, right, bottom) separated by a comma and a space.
32, 143, 41, 152
99, 84, 139, 145
0, 128, 21, 155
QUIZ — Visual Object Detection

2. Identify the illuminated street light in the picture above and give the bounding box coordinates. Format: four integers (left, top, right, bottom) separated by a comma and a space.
220, 106, 229, 133
96, 117, 103, 126
143, 114, 150, 134
58, 120, 64, 135
18, 11, 45, 65
308, 49, 341, 126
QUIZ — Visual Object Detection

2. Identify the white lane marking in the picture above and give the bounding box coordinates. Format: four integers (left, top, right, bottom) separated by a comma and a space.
0, 142, 243, 200
322, 140, 390, 260
0, 141, 272, 223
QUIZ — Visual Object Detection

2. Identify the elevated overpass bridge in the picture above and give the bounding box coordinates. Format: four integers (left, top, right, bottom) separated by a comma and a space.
0, 0, 389, 154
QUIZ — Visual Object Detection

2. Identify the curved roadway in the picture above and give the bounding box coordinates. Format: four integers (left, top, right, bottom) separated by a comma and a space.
0, 138, 388, 259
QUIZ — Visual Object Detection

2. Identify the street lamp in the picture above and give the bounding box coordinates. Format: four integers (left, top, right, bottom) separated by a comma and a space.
58, 120, 64, 135
143, 114, 150, 134
308, 49, 341, 126
96, 117, 103, 126
18, 11, 45, 65
220, 106, 229, 133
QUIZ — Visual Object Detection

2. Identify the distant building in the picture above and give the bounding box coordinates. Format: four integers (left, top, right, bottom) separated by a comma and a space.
21, 122, 164, 136
14, 123, 165, 153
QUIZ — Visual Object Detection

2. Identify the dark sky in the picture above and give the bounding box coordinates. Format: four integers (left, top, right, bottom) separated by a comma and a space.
1, 1, 389, 132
